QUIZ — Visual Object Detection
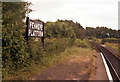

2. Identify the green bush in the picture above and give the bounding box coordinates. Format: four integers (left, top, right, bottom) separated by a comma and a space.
45, 22, 76, 39
23, 37, 75, 66
75, 39, 89, 48
44, 38, 74, 55
2, 2, 32, 77
2, 2, 89, 79
101, 38, 118, 44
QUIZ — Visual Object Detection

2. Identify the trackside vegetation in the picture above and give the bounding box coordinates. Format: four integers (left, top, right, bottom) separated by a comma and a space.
2, 2, 119, 80
101, 38, 118, 44
2, 2, 88, 79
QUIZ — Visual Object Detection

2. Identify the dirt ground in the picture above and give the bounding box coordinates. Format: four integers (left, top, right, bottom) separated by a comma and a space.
31, 54, 95, 80
29, 47, 109, 81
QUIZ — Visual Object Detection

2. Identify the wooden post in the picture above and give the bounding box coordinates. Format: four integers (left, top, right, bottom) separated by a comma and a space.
42, 22, 44, 47
26, 17, 29, 41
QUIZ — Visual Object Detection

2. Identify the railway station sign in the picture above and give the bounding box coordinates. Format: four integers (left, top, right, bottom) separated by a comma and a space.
26, 17, 44, 47
26, 17, 44, 38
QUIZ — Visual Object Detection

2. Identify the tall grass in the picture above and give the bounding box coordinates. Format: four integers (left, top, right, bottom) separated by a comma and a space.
75, 39, 90, 48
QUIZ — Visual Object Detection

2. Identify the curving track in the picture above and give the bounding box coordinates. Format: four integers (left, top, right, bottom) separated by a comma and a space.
91, 42, 120, 82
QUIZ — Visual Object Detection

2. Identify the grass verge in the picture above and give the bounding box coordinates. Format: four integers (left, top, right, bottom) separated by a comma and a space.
104, 42, 118, 51
63, 47, 96, 80
3, 47, 96, 80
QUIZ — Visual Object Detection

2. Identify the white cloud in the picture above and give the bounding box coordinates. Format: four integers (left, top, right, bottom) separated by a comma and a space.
27, 0, 119, 30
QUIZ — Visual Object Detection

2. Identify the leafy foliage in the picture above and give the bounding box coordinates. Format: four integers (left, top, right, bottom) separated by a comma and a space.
85, 27, 118, 39
3, 2, 119, 80
2, 2, 83, 79
45, 20, 85, 39
101, 38, 118, 44
2, 2, 31, 77
75, 39, 89, 48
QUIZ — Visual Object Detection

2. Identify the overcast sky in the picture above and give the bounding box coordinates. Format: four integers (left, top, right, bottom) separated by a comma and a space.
27, 0, 119, 30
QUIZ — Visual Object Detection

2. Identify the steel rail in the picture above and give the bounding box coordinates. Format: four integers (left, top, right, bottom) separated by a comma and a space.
102, 46, 120, 60
99, 47, 120, 81
91, 42, 120, 81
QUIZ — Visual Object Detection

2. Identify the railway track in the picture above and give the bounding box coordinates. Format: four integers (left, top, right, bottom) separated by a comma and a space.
91, 42, 120, 81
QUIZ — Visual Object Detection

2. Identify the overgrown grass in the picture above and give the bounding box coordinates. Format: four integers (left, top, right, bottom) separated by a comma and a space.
3, 37, 74, 80
31, 47, 96, 80
3, 41, 96, 80
30, 47, 96, 80
63, 47, 96, 80
74, 39, 90, 48
101, 38, 118, 44
104, 42, 118, 51
89, 37, 102, 44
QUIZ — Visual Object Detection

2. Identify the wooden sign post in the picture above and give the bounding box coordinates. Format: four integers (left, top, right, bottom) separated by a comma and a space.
26, 17, 44, 47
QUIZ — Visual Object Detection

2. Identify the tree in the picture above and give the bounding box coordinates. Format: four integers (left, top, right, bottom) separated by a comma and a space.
44, 20, 76, 39
85, 27, 96, 37
56, 20, 85, 39
2, 2, 31, 76
85, 27, 118, 39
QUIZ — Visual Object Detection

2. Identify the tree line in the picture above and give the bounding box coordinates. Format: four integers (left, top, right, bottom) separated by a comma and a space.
44, 21, 119, 39
85, 27, 119, 39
